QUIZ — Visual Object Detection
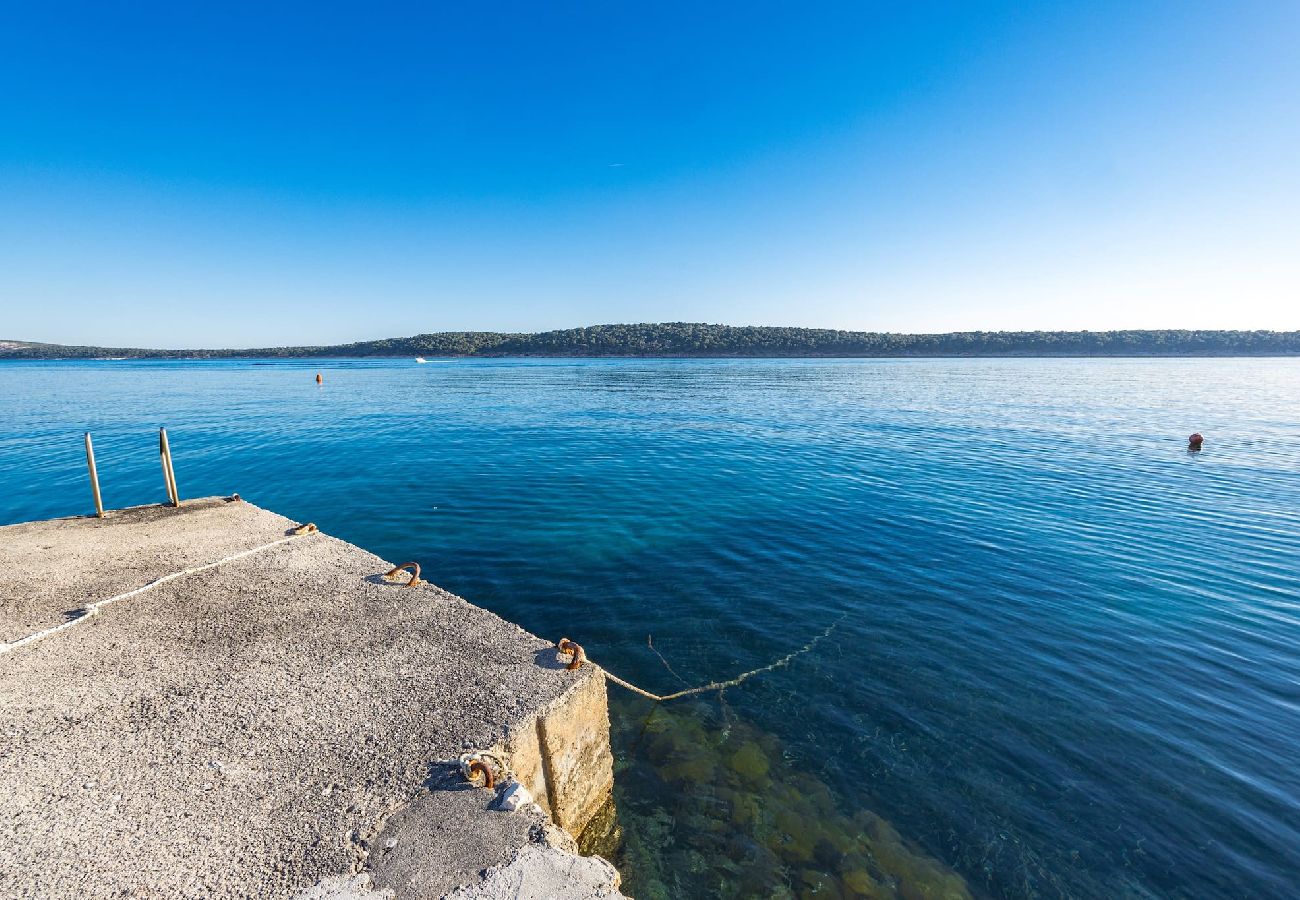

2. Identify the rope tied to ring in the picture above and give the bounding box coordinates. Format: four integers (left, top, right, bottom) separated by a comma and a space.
553, 620, 840, 703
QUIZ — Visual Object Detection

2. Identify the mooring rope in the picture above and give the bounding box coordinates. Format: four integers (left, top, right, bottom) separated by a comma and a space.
6, 528, 839, 709
647, 634, 691, 688
560, 621, 839, 702
0, 530, 319, 657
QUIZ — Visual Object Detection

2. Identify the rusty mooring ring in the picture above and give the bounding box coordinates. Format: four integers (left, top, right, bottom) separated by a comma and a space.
466, 759, 495, 789
557, 637, 585, 671
384, 562, 422, 587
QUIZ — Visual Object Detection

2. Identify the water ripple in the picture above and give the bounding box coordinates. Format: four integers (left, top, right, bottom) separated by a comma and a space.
2, 357, 1298, 899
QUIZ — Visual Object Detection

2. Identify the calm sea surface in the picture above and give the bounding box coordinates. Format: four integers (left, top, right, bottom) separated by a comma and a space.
1, 357, 1297, 899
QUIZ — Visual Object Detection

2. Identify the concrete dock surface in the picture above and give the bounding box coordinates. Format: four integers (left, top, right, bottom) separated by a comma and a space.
0, 498, 624, 899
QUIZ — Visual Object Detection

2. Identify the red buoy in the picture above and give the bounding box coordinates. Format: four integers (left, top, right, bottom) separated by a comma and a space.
1188, 432, 1204, 450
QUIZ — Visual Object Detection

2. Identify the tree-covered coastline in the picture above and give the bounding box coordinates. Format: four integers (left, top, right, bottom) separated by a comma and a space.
3, 324, 1299, 359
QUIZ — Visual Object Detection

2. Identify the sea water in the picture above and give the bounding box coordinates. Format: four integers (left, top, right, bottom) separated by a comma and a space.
1, 357, 1297, 899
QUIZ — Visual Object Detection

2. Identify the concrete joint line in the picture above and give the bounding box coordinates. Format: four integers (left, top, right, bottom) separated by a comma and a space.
535, 715, 562, 824
0, 533, 314, 657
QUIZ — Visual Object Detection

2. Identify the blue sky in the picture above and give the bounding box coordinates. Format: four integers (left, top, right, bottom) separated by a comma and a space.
2, 2, 1297, 347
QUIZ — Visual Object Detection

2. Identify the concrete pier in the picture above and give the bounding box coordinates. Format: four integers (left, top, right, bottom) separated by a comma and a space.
0, 498, 625, 899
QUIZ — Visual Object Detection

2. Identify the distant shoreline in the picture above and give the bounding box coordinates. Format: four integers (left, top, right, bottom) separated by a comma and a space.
3, 323, 1299, 360
5, 354, 1300, 361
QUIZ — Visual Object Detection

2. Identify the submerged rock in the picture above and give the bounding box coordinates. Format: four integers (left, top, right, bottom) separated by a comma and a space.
610, 699, 974, 900
728, 741, 770, 784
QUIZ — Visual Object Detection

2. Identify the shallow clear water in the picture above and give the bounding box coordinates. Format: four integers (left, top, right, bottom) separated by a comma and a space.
1, 357, 1297, 899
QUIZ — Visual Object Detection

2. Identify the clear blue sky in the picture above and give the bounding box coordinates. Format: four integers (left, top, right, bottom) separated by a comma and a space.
2, 2, 1297, 347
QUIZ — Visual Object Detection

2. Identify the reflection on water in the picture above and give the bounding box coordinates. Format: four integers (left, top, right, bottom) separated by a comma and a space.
612, 697, 972, 900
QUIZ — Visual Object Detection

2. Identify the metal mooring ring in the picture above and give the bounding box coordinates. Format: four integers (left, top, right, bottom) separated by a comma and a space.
466, 759, 495, 789
557, 637, 585, 671
384, 562, 422, 587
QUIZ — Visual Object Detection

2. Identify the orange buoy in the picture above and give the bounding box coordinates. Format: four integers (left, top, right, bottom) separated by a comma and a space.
315, 373, 323, 385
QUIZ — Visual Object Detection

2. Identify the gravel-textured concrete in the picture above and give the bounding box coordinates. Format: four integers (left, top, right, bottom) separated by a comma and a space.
444, 846, 625, 899
366, 769, 623, 899
0, 496, 291, 644
369, 772, 547, 899
0, 499, 616, 899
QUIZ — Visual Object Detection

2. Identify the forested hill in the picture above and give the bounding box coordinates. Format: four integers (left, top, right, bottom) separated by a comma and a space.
3, 325, 1299, 359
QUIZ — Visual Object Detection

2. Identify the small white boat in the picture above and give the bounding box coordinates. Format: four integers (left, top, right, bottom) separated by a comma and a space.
415, 357, 427, 364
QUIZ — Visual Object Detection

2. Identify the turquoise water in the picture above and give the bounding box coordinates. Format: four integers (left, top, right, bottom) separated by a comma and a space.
2, 357, 1297, 899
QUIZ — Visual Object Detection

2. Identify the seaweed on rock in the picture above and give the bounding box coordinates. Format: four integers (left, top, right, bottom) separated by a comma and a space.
610, 698, 973, 900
